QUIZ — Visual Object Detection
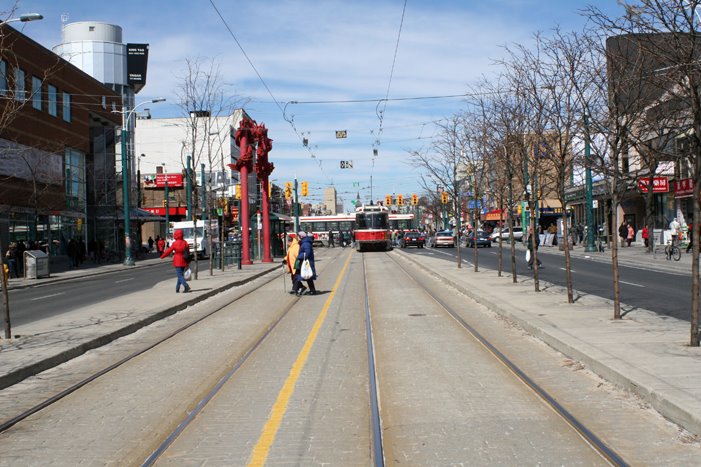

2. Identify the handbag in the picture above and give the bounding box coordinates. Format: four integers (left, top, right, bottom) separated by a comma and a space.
300, 257, 313, 280
525, 249, 531, 262
183, 267, 192, 281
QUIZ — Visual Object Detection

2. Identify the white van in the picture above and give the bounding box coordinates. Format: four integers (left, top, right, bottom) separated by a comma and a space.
170, 220, 218, 258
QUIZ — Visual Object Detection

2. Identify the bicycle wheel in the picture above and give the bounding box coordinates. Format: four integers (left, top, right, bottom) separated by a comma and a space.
672, 246, 681, 261
664, 245, 671, 259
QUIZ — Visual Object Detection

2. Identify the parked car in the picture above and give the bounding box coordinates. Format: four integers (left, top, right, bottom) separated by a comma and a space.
401, 231, 425, 248
466, 230, 492, 248
433, 230, 455, 248
490, 226, 524, 243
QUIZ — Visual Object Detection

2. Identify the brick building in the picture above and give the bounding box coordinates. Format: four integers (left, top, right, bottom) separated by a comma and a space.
0, 24, 122, 256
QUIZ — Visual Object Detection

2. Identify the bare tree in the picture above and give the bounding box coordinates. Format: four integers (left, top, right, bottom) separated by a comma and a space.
175, 57, 244, 277
583, 2, 699, 326
409, 115, 469, 268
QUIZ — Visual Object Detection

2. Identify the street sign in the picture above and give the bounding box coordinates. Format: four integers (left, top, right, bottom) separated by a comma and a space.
340, 160, 353, 169
335, 130, 347, 138
638, 176, 668, 193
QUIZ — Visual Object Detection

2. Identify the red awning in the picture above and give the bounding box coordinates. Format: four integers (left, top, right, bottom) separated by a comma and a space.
483, 209, 505, 221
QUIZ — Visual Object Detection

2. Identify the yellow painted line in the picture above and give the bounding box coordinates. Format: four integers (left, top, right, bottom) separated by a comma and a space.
247, 251, 353, 467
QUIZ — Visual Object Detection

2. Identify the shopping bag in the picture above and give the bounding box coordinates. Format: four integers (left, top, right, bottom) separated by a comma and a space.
183, 267, 192, 281
525, 249, 531, 262
300, 259, 313, 280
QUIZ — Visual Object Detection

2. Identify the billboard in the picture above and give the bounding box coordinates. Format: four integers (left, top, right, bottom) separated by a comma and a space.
126, 43, 149, 93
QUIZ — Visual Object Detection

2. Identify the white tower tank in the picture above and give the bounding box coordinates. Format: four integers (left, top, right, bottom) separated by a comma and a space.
53, 22, 127, 87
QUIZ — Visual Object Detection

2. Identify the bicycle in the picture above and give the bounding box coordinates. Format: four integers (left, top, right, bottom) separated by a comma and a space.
665, 242, 681, 261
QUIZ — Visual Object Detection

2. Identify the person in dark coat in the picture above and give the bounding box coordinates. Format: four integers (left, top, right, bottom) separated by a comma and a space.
296, 231, 317, 295
160, 229, 191, 293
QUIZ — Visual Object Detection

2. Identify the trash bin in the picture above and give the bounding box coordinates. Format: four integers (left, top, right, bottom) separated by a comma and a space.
24, 250, 50, 279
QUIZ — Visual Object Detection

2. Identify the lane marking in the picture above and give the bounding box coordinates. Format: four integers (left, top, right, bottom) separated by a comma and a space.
31, 292, 65, 301
115, 278, 134, 284
560, 267, 577, 273
248, 251, 353, 467
620, 280, 644, 288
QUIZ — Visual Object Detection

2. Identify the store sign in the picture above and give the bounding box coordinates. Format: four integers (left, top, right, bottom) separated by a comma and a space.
638, 176, 668, 193
674, 178, 694, 198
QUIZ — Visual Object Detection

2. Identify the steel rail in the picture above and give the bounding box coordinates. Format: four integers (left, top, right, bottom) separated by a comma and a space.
385, 252, 628, 467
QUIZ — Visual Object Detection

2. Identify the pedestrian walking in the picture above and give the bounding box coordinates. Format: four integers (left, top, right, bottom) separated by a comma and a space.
148, 236, 154, 252
687, 224, 697, 254
160, 229, 192, 293
284, 234, 301, 294
327, 230, 335, 248
527, 227, 542, 269
627, 223, 635, 247
157, 236, 166, 255
642, 226, 649, 248
618, 221, 628, 247
5, 243, 19, 278
295, 231, 317, 296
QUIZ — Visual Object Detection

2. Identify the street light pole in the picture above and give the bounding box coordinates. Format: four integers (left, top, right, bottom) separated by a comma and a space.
117, 98, 165, 266
0, 13, 43, 25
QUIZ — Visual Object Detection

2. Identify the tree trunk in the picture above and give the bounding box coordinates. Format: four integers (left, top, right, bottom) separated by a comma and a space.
509, 181, 517, 283
561, 209, 574, 303
0, 235, 11, 339
530, 209, 540, 292
610, 191, 621, 320
691, 154, 701, 346
473, 207, 479, 272
497, 194, 503, 277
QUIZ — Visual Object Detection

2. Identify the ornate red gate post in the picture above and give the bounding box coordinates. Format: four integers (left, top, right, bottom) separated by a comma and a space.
254, 123, 274, 263
228, 116, 255, 265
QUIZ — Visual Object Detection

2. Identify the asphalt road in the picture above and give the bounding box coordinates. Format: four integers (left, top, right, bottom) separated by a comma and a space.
7, 263, 173, 327
402, 243, 692, 321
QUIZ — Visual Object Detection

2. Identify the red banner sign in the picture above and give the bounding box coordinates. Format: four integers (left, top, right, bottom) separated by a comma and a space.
674, 178, 694, 198
142, 206, 187, 216
638, 176, 669, 193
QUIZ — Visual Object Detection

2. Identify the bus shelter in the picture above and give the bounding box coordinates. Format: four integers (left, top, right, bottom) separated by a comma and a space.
250, 212, 293, 260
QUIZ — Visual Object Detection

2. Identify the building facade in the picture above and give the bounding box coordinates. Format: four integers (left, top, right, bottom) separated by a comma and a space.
0, 24, 122, 255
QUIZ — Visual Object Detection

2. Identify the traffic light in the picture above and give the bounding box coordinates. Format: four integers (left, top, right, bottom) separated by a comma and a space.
284, 182, 293, 199
162, 199, 167, 208
411, 194, 418, 206
441, 191, 448, 204
385, 194, 392, 206
397, 194, 404, 206
235, 184, 242, 200
301, 181, 309, 197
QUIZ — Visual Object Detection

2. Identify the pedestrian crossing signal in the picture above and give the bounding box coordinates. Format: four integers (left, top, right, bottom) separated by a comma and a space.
441, 191, 448, 204
397, 194, 404, 206
411, 194, 418, 205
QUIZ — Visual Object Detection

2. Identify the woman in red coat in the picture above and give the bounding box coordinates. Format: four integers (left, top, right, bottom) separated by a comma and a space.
160, 229, 191, 293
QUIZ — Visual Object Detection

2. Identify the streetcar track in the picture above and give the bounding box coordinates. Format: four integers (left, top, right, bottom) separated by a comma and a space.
0, 269, 284, 435
383, 251, 628, 467
361, 253, 385, 467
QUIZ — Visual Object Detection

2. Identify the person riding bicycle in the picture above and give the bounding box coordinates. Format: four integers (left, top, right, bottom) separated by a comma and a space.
669, 218, 681, 247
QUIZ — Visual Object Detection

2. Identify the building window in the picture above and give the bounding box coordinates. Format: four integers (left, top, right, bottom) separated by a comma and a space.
62, 92, 71, 122
101, 95, 106, 109
48, 84, 57, 116
65, 148, 86, 212
32, 76, 42, 110
14, 68, 25, 101
0, 60, 7, 95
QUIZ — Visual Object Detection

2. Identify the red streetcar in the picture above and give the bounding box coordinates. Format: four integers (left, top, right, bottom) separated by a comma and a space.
354, 204, 392, 252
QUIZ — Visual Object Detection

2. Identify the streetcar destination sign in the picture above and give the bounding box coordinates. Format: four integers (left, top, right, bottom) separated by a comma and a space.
340, 160, 353, 169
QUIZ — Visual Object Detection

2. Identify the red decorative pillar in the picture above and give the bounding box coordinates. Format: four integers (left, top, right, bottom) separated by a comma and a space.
254, 123, 274, 263
228, 117, 255, 265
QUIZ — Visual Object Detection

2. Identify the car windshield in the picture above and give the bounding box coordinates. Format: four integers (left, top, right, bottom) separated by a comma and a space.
406, 233, 419, 238
437, 232, 452, 237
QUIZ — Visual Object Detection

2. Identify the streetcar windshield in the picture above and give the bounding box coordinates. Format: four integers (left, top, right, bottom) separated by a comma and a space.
356, 212, 388, 229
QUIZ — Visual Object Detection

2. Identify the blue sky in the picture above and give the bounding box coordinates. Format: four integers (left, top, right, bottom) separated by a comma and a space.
13, 0, 622, 210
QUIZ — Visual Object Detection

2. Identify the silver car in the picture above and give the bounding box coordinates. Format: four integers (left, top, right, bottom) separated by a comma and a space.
433, 231, 455, 248
490, 227, 524, 242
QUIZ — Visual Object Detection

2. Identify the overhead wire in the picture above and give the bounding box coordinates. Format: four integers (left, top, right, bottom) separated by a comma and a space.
208, 0, 333, 183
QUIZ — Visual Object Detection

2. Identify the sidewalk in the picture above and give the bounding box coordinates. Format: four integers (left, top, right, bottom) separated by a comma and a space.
493, 238, 694, 274
0, 255, 280, 390
398, 246, 701, 438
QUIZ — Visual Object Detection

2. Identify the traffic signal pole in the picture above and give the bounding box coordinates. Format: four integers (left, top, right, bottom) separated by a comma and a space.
294, 177, 300, 233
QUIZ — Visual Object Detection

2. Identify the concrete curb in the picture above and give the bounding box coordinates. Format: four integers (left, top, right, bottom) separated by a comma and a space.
394, 249, 701, 437
0, 266, 279, 391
